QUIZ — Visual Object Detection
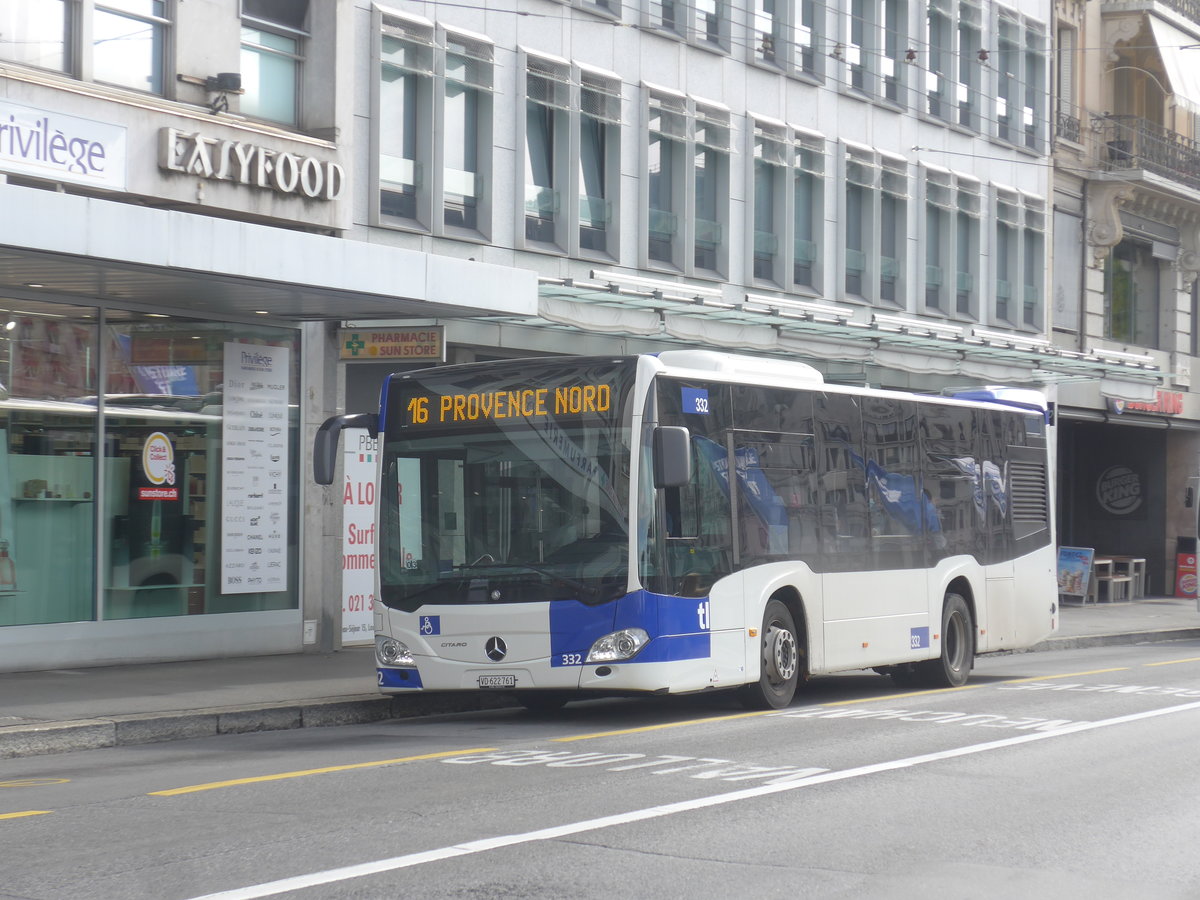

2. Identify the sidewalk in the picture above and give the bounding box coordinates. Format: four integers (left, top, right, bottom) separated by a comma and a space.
3, 597, 1198, 760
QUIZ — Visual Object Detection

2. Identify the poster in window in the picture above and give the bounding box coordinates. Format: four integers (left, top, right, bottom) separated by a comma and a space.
221, 342, 289, 594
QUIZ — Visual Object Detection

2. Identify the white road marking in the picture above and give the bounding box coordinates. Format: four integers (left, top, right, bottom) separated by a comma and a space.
186, 699, 1200, 900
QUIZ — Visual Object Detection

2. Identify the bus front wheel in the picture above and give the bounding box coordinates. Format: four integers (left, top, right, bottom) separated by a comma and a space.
740, 599, 801, 710
921, 593, 974, 687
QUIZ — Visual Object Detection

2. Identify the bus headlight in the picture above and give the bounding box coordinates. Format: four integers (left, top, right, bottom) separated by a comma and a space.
376, 636, 415, 667
586, 628, 649, 663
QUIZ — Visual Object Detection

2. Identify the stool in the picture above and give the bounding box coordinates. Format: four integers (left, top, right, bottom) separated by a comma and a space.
1095, 574, 1132, 602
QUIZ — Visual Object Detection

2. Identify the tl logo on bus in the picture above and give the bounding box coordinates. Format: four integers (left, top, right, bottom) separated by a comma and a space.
697, 601, 710, 631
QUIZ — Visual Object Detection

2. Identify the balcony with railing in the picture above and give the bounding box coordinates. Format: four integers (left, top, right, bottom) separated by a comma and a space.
1055, 100, 1083, 145
1095, 114, 1200, 192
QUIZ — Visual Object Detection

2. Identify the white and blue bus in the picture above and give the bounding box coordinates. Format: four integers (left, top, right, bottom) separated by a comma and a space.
314, 350, 1057, 710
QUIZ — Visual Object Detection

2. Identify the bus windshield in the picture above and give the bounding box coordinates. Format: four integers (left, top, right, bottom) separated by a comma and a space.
377, 358, 636, 610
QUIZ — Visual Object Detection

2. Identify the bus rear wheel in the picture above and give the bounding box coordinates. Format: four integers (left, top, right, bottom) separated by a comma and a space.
740, 599, 801, 710
920, 592, 974, 687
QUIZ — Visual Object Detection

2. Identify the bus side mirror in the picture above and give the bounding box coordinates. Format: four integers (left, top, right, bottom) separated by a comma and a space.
313, 413, 379, 485
653, 425, 692, 488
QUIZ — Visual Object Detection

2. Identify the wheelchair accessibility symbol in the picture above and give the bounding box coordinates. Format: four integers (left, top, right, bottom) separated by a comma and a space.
420, 615, 440, 636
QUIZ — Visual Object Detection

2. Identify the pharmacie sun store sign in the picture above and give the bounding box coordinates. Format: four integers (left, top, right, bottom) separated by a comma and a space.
0, 100, 127, 190
159, 127, 344, 200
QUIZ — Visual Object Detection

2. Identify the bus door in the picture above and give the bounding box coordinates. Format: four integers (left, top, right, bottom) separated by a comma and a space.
818, 394, 930, 670
656, 378, 743, 687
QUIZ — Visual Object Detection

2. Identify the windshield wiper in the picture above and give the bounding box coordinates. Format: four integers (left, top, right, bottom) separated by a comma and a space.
453, 561, 598, 600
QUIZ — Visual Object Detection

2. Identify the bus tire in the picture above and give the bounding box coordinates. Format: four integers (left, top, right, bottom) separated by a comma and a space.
740, 599, 801, 710
516, 691, 570, 713
921, 592, 974, 687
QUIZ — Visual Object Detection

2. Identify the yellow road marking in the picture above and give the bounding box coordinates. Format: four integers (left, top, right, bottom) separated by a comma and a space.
149, 747, 497, 796
1143, 656, 1200, 667
0, 810, 51, 820
552, 710, 774, 742
827, 668, 1130, 706
0, 778, 69, 789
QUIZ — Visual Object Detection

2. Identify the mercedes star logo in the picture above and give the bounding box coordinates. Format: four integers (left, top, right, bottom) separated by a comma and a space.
485, 636, 507, 661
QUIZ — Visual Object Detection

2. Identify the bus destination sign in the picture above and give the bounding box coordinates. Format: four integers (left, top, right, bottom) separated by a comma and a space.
404, 383, 612, 426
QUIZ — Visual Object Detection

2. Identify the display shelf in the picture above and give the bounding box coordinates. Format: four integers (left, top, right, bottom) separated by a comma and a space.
14, 497, 93, 503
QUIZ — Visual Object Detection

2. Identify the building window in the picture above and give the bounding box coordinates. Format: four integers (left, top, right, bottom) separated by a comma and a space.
240, 0, 309, 126
377, 15, 435, 227
924, 168, 980, 318
925, 0, 953, 121
993, 188, 1045, 328
955, 0, 982, 129
373, 15, 493, 239
93, 1, 169, 94
522, 58, 621, 257
443, 31, 493, 235
752, 121, 788, 283
752, 0, 823, 78
1105, 238, 1161, 348
0, 1, 69, 72
1055, 24, 1080, 142
578, 70, 622, 256
1, 0, 170, 95
844, 145, 907, 305
644, 90, 728, 275
750, 121, 826, 289
693, 104, 730, 273
845, 0, 906, 103
996, 11, 1046, 150
524, 56, 570, 247
646, 0, 730, 52
647, 92, 686, 266
793, 131, 825, 290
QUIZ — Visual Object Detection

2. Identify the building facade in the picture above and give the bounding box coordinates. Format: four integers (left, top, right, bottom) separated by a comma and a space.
0, 0, 1180, 672
1051, 0, 1200, 593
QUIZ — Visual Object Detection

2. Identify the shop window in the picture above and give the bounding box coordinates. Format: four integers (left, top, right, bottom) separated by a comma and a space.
240, 0, 309, 126
0, 304, 302, 628
0, 301, 98, 626
100, 314, 300, 620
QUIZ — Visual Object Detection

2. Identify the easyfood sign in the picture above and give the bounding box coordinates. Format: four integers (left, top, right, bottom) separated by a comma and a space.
159, 127, 344, 200
0, 100, 127, 190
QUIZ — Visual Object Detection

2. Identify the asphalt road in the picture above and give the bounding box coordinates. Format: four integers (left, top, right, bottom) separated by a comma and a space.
4, 640, 1200, 900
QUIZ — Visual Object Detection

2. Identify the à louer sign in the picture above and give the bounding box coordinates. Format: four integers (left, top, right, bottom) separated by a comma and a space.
0, 100, 127, 190
159, 127, 344, 200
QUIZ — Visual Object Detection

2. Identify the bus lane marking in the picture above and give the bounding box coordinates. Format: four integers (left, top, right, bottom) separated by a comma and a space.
0, 810, 52, 820
184, 698, 1200, 900
773, 705, 1084, 732
149, 747, 497, 796
998, 681, 1200, 699
440, 749, 828, 785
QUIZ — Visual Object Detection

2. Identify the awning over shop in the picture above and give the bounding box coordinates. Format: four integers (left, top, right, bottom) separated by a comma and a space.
0, 181, 537, 321
532, 273, 1164, 398
1148, 17, 1200, 114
